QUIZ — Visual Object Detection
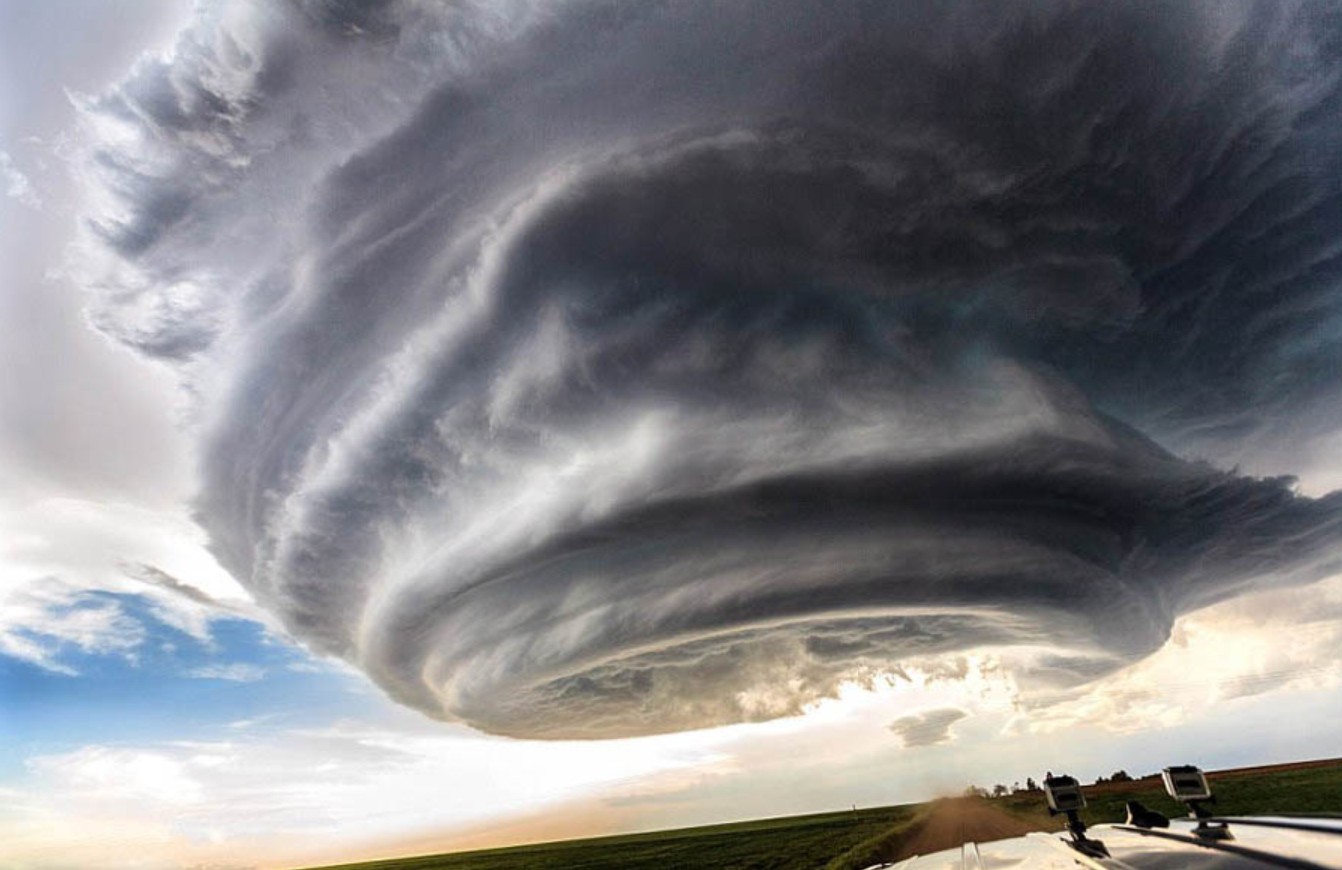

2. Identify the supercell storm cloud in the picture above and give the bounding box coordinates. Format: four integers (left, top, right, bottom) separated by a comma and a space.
79, 0, 1342, 738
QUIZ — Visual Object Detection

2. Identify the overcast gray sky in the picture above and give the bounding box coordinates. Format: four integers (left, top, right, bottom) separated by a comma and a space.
1, 0, 188, 506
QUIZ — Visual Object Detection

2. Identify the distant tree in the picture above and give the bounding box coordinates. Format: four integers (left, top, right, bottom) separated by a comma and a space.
1012, 781, 1022, 794
964, 784, 988, 798
1110, 770, 1132, 783
992, 784, 1008, 798
1026, 777, 1039, 791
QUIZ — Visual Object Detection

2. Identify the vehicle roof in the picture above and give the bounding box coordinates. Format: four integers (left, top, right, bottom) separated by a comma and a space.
865, 816, 1342, 869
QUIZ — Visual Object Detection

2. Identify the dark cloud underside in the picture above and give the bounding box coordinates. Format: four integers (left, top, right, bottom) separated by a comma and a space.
79, 0, 1342, 737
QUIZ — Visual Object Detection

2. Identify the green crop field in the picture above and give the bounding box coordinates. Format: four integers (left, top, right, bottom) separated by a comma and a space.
998, 758, 1342, 828
306, 804, 920, 870
304, 758, 1342, 870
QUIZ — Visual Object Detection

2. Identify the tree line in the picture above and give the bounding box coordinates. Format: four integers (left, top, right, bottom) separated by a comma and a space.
964, 770, 1134, 799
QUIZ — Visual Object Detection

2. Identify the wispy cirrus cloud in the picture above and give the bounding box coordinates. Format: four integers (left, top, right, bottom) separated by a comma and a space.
0, 496, 263, 685
185, 663, 266, 682
0, 149, 40, 209
0, 581, 143, 675
70, 0, 1342, 740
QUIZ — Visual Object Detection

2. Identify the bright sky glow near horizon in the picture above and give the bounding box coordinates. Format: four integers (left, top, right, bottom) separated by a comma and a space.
3, 2, 1342, 868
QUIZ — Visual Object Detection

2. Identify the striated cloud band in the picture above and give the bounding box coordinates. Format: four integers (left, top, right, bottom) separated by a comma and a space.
77, 0, 1342, 737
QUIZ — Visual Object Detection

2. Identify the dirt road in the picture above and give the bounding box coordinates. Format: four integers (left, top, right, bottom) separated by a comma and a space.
894, 798, 1050, 860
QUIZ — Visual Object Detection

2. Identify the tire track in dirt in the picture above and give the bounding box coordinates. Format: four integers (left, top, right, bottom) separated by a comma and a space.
894, 797, 1050, 860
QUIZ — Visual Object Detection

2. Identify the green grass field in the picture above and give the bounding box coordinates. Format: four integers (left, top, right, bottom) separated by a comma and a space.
998, 758, 1342, 827
305, 758, 1342, 870
820, 804, 932, 870
309, 804, 920, 870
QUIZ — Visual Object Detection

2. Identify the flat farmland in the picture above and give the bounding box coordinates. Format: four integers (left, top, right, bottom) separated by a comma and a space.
305, 805, 921, 870
999, 756, 1342, 827
305, 757, 1342, 870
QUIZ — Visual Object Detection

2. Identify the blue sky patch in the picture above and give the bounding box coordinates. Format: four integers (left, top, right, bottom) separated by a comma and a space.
0, 590, 372, 778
